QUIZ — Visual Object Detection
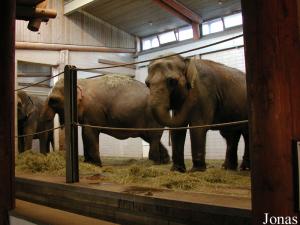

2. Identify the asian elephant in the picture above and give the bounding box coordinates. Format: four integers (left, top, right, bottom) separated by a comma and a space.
145, 55, 249, 172
17, 91, 54, 154
42, 74, 170, 166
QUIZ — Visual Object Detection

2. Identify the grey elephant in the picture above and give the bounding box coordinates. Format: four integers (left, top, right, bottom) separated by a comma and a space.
42, 74, 170, 166
17, 91, 54, 154
145, 55, 249, 172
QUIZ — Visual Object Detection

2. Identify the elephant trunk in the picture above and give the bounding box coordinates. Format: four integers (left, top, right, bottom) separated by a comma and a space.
152, 101, 187, 127
42, 102, 56, 122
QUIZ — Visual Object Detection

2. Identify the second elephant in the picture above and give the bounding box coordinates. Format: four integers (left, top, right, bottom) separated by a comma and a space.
43, 75, 170, 166
17, 91, 54, 153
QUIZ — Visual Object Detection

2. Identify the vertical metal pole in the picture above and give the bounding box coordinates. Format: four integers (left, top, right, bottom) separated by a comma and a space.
64, 65, 79, 183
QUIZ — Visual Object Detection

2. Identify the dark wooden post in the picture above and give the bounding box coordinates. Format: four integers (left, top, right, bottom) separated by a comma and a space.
64, 65, 79, 183
0, 0, 15, 224
241, 0, 300, 224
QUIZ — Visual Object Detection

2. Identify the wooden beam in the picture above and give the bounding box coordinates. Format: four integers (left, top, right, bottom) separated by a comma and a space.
152, 0, 201, 39
64, 0, 96, 15
0, 0, 15, 224
18, 82, 50, 88
15, 177, 251, 225
17, 73, 51, 78
160, 0, 201, 23
16, 42, 136, 53
16, 6, 57, 20
98, 59, 136, 69
64, 66, 79, 183
28, 0, 52, 32
241, 0, 300, 224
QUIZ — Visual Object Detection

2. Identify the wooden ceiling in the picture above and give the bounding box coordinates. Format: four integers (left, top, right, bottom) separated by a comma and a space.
78, 0, 241, 37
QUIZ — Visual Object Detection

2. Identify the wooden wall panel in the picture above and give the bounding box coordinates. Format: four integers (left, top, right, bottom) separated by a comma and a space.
0, 1, 15, 224
242, 0, 300, 224
16, 0, 135, 49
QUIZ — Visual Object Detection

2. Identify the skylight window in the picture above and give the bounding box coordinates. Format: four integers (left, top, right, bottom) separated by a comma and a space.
158, 31, 177, 44
142, 36, 159, 50
224, 12, 243, 28
178, 26, 193, 41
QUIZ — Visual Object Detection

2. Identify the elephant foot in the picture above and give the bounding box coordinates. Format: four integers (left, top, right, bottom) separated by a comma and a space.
190, 161, 206, 172
149, 150, 170, 165
171, 164, 186, 173
84, 158, 102, 167
240, 160, 251, 171
222, 161, 238, 170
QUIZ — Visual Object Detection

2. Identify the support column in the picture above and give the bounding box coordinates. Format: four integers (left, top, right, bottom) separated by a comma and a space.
64, 65, 79, 183
241, 0, 300, 224
0, 0, 16, 224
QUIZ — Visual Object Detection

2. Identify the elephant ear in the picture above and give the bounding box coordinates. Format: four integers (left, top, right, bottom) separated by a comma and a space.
77, 84, 84, 116
25, 96, 35, 118
77, 84, 84, 102
184, 57, 198, 89
42, 98, 56, 121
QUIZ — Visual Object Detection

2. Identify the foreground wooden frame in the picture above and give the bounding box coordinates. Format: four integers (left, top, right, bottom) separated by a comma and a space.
15, 176, 251, 225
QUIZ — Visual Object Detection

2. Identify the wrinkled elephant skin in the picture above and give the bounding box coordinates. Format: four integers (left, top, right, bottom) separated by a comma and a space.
43, 75, 170, 166
146, 55, 249, 172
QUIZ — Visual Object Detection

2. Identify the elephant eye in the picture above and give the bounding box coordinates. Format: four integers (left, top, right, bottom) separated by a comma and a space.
166, 77, 178, 88
145, 81, 150, 88
48, 97, 60, 107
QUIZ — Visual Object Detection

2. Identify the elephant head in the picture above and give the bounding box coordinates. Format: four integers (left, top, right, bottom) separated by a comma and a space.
42, 78, 84, 125
17, 91, 35, 121
145, 55, 198, 127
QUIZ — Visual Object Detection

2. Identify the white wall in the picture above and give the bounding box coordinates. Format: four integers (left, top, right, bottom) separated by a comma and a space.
135, 26, 246, 160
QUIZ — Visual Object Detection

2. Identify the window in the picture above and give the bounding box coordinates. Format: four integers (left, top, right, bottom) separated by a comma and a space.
202, 18, 224, 36
224, 12, 243, 28
158, 31, 176, 44
178, 26, 193, 41
142, 36, 159, 50
202, 12, 243, 36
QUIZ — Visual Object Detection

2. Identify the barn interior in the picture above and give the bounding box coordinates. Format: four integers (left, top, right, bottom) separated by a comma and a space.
1, 0, 300, 225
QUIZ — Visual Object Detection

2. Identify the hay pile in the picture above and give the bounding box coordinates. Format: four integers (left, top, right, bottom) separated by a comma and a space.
16, 151, 251, 196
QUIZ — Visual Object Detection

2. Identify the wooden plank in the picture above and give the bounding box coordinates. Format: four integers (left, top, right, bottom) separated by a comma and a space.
15, 177, 251, 225
18, 82, 50, 88
0, 0, 16, 224
241, 0, 300, 224
64, 0, 97, 15
17, 73, 51, 78
15, 42, 136, 53
98, 59, 136, 69
64, 65, 79, 183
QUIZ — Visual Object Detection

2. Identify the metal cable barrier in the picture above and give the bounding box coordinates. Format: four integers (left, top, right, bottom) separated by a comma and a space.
74, 120, 248, 132
15, 125, 64, 138
15, 71, 64, 92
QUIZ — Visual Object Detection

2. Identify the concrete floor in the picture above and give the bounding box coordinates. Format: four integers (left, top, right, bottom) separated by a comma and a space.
10, 200, 118, 225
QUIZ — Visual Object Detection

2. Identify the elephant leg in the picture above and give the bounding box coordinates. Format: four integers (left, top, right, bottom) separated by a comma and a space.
240, 129, 250, 170
190, 128, 207, 172
171, 129, 187, 173
23, 121, 37, 151
82, 127, 101, 166
144, 133, 170, 164
39, 133, 48, 154
220, 130, 241, 170
24, 135, 33, 151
